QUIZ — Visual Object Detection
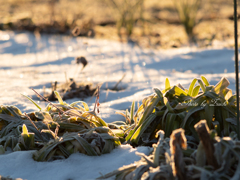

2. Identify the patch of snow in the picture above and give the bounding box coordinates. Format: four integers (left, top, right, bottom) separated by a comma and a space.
0, 145, 152, 180
0, 30, 237, 179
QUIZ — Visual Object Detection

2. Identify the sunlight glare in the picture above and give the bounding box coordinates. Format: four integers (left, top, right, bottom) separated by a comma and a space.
0, 33, 10, 41
23, 59, 27, 64
68, 46, 73, 52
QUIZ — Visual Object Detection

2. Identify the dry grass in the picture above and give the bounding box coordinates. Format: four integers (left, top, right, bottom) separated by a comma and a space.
0, 0, 238, 48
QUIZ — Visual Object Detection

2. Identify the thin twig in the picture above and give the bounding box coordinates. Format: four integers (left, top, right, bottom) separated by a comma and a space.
32, 88, 65, 114
24, 112, 45, 141
112, 73, 126, 90
87, 83, 103, 104
24, 113, 39, 131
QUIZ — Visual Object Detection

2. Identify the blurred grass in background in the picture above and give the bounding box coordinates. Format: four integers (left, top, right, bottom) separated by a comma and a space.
0, 0, 238, 48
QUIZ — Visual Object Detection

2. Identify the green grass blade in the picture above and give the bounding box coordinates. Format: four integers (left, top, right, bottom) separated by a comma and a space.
162, 109, 169, 129
33, 142, 59, 161
74, 135, 98, 156
177, 111, 187, 121
201, 76, 210, 86
102, 139, 116, 154
167, 86, 189, 98
54, 91, 64, 105
95, 116, 108, 127
174, 86, 189, 96
181, 105, 205, 128
213, 77, 230, 95
205, 91, 219, 99
130, 114, 157, 144
35, 111, 53, 121
137, 95, 161, 126
22, 124, 28, 135
0, 114, 21, 122
125, 129, 135, 142
165, 78, 171, 91
110, 129, 125, 138
214, 107, 223, 131
204, 104, 214, 129
58, 144, 71, 158
21, 94, 42, 111
6, 106, 22, 118
221, 107, 230, 136
188, 78, 197, 96
198, 79, 206, 93
70, 101, 89, 111
125, 109, 130, 123
192, 85, 200, 97
153, 88, 163, 99
165, 113, 177, 137
130, 101, 135, 123
163, 97, 174, 113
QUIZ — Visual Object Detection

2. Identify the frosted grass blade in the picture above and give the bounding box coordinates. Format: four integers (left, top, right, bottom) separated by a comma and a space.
201, 76, 210, 86
21, 94, 42, 111
188, 78, 197, 96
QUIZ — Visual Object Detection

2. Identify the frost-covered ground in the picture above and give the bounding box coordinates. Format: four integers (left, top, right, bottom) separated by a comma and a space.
0, 31, 237, 180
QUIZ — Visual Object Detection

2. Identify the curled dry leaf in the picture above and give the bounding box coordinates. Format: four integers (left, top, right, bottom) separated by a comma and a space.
76, 56, 88, 68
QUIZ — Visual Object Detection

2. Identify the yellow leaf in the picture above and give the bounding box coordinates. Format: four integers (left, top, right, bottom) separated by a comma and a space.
22, 124, 29, 135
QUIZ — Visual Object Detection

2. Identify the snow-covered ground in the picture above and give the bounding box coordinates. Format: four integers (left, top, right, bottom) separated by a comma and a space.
0, 30, 237, 180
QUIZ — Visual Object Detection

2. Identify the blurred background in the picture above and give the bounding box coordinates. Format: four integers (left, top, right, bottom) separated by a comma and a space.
0, 0, 238, 48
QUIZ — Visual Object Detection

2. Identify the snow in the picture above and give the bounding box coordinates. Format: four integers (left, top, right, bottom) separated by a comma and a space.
0, 145, 152, 180
0, 30, 237, 179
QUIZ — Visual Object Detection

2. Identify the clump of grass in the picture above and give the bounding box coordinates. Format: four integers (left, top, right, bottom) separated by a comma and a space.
0, 89, 125, 161
49, 0, 59, 25
104, 0, 145, 41
98, 121, 240, 179
122, 76, 236, 146
173, 0, 201, 43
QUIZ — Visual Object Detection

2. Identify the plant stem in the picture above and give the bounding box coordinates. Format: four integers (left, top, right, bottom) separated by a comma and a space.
234, 0, 240, 140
